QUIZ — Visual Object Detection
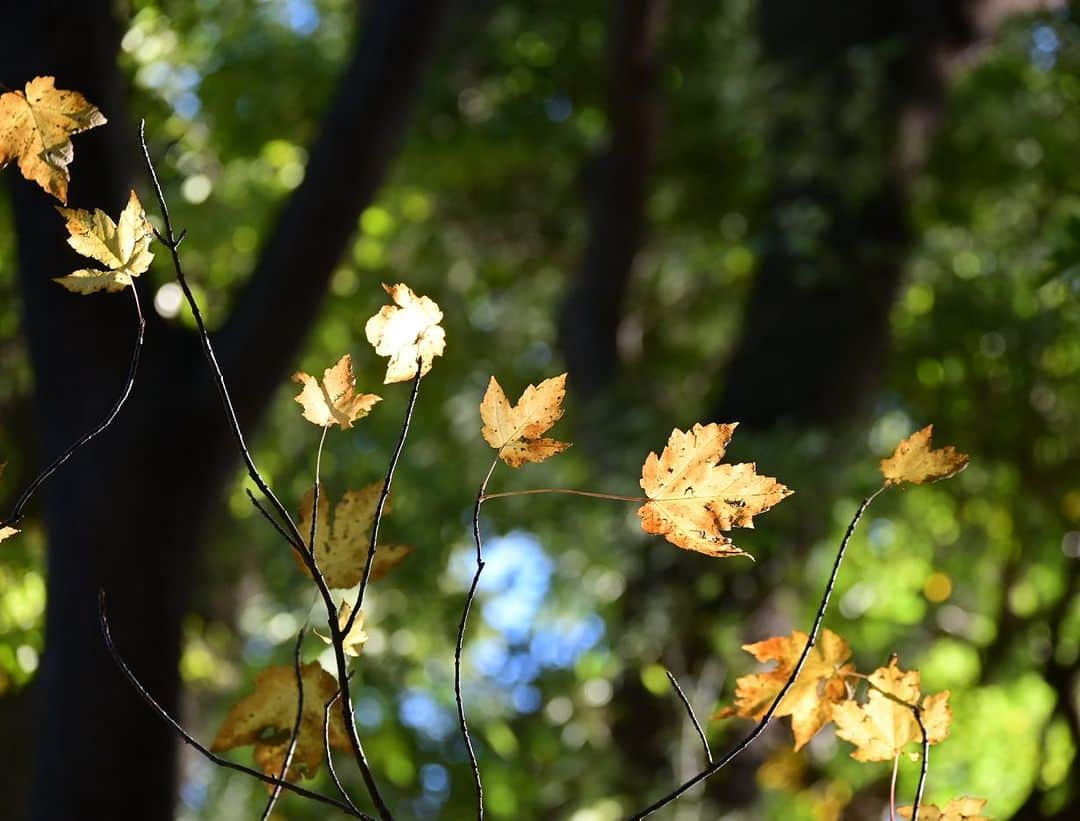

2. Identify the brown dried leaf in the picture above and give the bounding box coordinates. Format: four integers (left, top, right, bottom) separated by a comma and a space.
54, 191, 154, 294
832, 657, 952, 762
0, 76, 106, 203
638, 422, 791, 558
364, 282, 445, 384
898, 797, 990, 821
880, 425, 969, 486
292, 354, 380, 429
714, 629, 856, 750
295, 482, 411, 589
480, 373, 571, 468
210, 662, 350, 781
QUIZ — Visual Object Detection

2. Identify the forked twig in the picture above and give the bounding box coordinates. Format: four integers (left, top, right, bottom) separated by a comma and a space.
98, 592, 368, 819
325, 684, 362, 816
629, 486, 885, 818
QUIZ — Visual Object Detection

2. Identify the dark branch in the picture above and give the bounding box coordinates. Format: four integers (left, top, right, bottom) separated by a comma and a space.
630, 486, 885, 818
909, 706, 929, 821
99, 591, 368, 819
665, 669, 713, 764
325, 685, 363, 817
1, 283, 145, 531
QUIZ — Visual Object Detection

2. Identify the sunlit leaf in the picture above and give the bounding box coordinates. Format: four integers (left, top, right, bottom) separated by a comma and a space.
898, 797, 990, 820
638, 422, 792, 557
480, 373, 571, 467
881, 425, 970, 486
364, 282, 445, 384
54, 191, 154, 294
292, 354, 380, 429
315, 602, 368, 657
0, 76, 106, 203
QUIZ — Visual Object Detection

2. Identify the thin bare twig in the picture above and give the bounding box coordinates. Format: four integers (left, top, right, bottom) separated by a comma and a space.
325, 684, 363, 816
456, 457, 500, 820
910, 706, 930, 821
665, 669, 713, 764
263, 628, 308, 820
343, 359, 423, 637
138, 121, 393, 821
98, 591, 368, 819
629, 486, 886, 819
1, 282, 145, 531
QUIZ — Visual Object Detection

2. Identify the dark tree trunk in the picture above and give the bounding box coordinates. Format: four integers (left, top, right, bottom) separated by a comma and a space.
1, 1, 449, 818
558, 0, 666, 397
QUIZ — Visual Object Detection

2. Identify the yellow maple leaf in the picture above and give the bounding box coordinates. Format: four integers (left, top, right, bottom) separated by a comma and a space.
292, 354, 380, 429
0, 76, 106, 203
364, 282, 446, 384
638, 422, 792, 558
54, 190, 154, 294
0, 462, 17, 544
211, 662, 350, 781
715, 629, 856, 750
880, 425, 969, 486
832, 657, 951, 762
314, 602, 368, 657
480, 373, 571, 468
295, 482, 411, 589
898, 797, 989, 820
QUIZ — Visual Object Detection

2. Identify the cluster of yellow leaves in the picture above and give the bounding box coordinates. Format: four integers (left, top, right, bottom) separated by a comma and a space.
480, 374, 570, 467
638, 422, 792, 558
210, 662, 350, 782
899, 798, 989, 820
54, 191, 154, 294
365, 282, 445, 384
881, 425, 969, 486
0, 76, 105, 203
717, 636, 953, 765
715, 629, 856, 750
292, 354, 380, 429
294, 482, 411, 590
0, 463, 18, 544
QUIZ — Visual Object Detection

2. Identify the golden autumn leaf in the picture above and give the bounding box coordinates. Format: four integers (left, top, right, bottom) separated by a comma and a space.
480, 373, 571, 468
211, 662, 350, 781
638, 422, 792, 558
314, 602, 368, 657
0, 463, 17, 544
292, 354, 380, 429
715, 629, 856, 750
899, 797, 990, 821
364, 282, 446, 384
880, 425, 969, 486
295, 482, 411, 589
54, 190, 154, 294
832, 657, 951, 762
0, 76, 106, 203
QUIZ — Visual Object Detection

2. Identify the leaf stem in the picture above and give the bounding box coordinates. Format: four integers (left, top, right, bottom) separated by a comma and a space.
344, 358, 423, 637
1, 281, 145, 531
456, 456, 500, 820
628, 485, 886, 819
480, 487, 645, 503
890, 753, 900, 821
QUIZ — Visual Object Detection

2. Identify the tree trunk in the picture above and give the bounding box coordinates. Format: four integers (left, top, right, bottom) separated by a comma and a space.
2, 1, 449, 818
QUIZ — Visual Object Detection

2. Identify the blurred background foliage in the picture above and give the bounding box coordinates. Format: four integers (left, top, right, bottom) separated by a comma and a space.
1, 0, 1078, 819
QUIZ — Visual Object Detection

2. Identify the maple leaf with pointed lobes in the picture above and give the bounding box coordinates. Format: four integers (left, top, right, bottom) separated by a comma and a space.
0, 76, 106, 203
0, 463, 17, 544
292, 354, 380, 429
480, 373, 571, 467
315, 602, 368, 657
881, 425, 969, 486
53, 190, 155, 295
365, 282, 446, 384
899, 797, 990, 821
295, 482, 411, 589
832, 656, 951, 762
638, 422, 792, 558
715, 629, 857, 750
211, 662, 350, 782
